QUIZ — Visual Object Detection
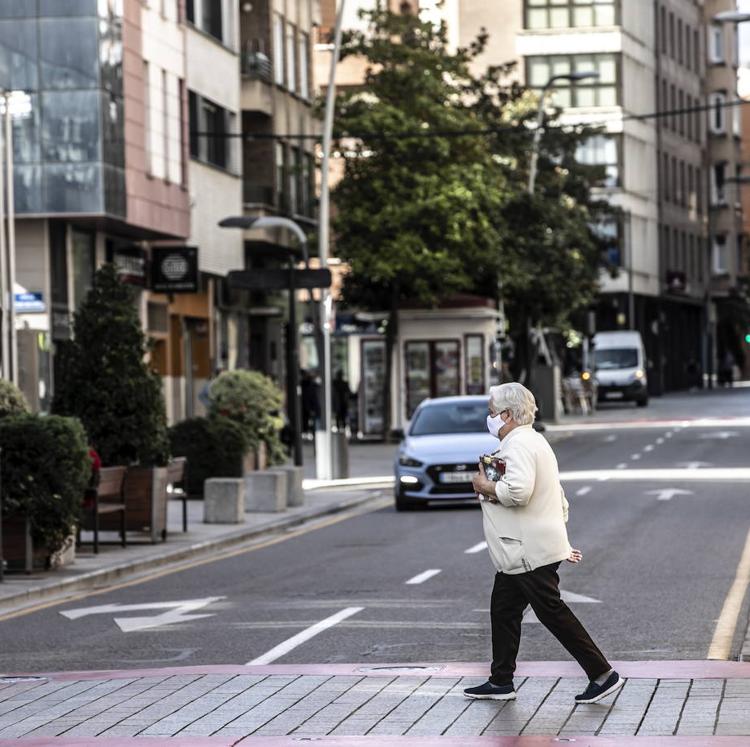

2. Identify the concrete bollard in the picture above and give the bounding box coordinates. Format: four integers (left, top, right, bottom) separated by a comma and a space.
269, 465, 305, 508
245, 470, 287, 513
204, 478, 245, 524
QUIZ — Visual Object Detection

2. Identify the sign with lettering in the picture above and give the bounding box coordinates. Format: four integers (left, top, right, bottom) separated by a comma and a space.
151, 247, 199, 293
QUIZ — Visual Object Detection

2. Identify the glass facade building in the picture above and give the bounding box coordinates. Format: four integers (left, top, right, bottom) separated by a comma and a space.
0, 0, 125, 216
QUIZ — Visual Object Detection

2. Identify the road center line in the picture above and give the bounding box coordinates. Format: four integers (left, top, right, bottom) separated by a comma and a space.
406, 569, 442, 585
643, 445, 654, 452
616, 463, 628, 469
245, 606, 364, 665
707, 527, 750, 660
575, 486, 591, 496
465, 542, 487, 554
656, 438, 665, 444
630, 454, 641, 461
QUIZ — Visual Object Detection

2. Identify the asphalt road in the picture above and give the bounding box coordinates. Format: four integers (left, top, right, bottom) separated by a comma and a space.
1, 390, 749, 674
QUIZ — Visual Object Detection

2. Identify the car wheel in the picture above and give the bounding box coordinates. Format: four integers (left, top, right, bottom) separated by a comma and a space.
395, 492, 422, 511
636, 396, 649, 408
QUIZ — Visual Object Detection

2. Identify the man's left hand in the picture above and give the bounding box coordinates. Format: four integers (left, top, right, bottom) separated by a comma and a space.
472, 462, 497, 501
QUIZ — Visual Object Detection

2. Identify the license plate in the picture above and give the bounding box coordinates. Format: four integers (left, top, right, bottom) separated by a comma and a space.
605, 391, 624, 399
440, 472, 471, 483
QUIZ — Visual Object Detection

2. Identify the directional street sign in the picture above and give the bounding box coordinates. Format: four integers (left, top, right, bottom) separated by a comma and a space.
646, 488, 694, 501
60, 597, 226, 633
228, 268, 332, 291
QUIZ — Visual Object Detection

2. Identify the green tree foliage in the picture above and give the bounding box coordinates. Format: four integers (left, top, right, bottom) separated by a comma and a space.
331, 9, 613, 424
0, 378, 30, 419
52, 264, 170, 466
208, 369, 286, 465
0, 415, 90, 556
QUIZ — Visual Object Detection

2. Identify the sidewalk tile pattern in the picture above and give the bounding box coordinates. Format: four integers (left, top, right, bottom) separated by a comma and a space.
1, 672, 750, 739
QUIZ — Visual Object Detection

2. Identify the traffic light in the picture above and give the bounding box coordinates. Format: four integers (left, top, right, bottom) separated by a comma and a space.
745, 333, 750, 344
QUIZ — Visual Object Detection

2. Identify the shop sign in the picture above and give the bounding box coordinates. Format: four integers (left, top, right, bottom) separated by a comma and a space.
666, 270, 686, 293
114, 246, 147, 286
14, 292, 45, 313
151, 246, 199, 293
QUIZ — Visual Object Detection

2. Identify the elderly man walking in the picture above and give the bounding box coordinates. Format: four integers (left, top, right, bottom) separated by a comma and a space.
466, 382, 622, 705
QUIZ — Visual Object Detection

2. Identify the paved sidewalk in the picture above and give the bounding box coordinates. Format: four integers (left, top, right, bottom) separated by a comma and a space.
0, 661, 749, 743
0, 487, 389, 616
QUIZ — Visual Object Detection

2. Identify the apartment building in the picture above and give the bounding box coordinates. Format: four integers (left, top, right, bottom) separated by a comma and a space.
455, 0, 747, 392
238, 0, 320, 386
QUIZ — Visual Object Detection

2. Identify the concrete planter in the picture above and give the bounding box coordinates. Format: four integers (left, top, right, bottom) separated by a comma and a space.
270, 465, 305, 508
1, 515, 53, 572
116, 466, 169, 542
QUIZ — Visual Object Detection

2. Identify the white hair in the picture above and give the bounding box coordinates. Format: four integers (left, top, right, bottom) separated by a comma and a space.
489, 383, 537, 425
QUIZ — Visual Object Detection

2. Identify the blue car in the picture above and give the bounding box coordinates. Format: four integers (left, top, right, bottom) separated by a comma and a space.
394, 395, 498, 511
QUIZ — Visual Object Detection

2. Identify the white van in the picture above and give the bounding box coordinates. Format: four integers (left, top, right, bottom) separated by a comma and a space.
592, 331, 649, 407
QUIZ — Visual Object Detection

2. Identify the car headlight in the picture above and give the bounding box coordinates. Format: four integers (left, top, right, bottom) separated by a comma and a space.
634, 369, 645, 380
399, 455, 423, 467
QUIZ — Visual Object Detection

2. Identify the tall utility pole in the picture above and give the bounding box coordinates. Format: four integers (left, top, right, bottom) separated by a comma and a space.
0, 95, 7, 382
316, 0, 346, 480
4, 92, 17, 384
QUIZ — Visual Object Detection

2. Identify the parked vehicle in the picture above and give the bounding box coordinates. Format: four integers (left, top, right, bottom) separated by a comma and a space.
394, 396, 497, 511
592, 331, 649, 407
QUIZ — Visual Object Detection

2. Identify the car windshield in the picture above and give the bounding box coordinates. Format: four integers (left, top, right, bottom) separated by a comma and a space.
594, 348, 638, 370
410, 402, 487, 436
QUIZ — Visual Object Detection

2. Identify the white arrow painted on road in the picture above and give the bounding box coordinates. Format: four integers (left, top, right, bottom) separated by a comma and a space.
60, 597, 226, 633
646, 488, 694, 501
524, 590, 601, 624
699, 431, 738, 440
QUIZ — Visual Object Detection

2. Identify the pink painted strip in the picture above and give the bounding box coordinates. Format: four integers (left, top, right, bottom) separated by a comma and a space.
4, 737, 750, 746
5, 660, 750, 683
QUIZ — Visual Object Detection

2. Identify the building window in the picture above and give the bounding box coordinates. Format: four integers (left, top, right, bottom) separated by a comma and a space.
188, 90, 230, 170
709, 92, 726, 134
677, 18, 683, 64
298, 32, 309, 99
186, 0, 194, 22
524, 0, 618, 29
273, 14, 285, 87
289, 146, 300, 214
203, 0, 223, 42
669, 12, 674, 58
285, 22, 296, 92
669, 83, 676, 130
709, 24, 724, 64
711, 161, 727, 205
712, 235, 728, 274
660, 6, 667, 53
733, 101, 741, 138
685, 24, 692, 71
678, 89, 684, 136
693, 28, 699, 72
679, 160, 686, 206
72, 229, 95, 311
275, 141, 285, 208
575, 133, 619, 187
663, 152, 670, 202
686, 94, 693, 140
527, 54, 618, 107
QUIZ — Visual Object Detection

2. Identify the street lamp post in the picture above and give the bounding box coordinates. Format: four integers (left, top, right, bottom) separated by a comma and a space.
317, 0, 346, 480
218, 215, 309, 468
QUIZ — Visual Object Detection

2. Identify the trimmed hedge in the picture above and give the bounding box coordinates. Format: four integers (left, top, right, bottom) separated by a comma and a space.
0, 379, 30, 419
168, 417, 248, 497
208, 369, 286, 465
0, 415, 90, 556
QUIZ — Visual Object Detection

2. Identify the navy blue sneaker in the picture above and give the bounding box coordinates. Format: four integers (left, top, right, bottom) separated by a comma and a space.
574, 671, 623, 704
463, 681, 516, 701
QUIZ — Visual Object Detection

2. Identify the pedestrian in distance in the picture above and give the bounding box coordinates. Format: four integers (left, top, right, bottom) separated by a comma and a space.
465, 382, 622, 705
332, 369, 353, 432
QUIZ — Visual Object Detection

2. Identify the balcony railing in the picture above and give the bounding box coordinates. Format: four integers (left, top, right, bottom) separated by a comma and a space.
243, 183, 275, 207
242, 45, 272, 83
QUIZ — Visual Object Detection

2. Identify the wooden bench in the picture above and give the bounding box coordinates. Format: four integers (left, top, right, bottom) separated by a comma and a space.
166, 457, 188, 534
78, 466, 127, 554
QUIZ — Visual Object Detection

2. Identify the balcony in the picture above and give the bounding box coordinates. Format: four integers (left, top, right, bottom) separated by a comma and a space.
241, 49, 273, 116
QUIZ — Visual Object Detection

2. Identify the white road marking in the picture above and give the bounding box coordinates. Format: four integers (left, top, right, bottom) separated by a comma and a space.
616, 463, 628, 469
406, 569, 442, 585
576, 486, 592, 496
561, 468, 750, 481
699, 431, 738, 440
645, 488, 694, 501
665, 432, 673, 439
708, 527, 750, 660
545, 418, 750, 432
644, 445, 654, 452
246, 607, 363, 665
465, 542, 487, 554
523, 590, 602, 624
675, 461, 713, 469
656, 438, 665, 445
60, 597, 226, 633
630, 454, 641, 461
604, 434, 618, 442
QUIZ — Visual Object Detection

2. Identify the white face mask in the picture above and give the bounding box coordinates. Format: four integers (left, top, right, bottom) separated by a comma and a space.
486, 413, 504, 438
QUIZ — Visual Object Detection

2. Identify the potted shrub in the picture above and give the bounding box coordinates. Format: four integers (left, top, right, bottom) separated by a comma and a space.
208, 370, 286, 468
52, 264, 171, 542
0, 415, 90, 571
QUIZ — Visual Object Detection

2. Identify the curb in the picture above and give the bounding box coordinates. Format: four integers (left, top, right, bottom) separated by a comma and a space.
0, 488, 388, 616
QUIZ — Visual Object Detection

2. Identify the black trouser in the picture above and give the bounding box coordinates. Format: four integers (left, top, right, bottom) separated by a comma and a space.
490, 562, 610, 686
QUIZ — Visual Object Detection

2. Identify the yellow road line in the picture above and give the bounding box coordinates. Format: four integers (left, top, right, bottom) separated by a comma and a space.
0, 495, 391, 624
707, 526, 750, 660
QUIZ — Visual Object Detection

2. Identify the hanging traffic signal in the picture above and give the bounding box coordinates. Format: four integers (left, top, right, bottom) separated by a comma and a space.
745, 333, 750, 344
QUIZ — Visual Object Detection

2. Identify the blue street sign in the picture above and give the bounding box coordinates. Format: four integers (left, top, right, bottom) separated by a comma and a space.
14, 292, 46, 313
